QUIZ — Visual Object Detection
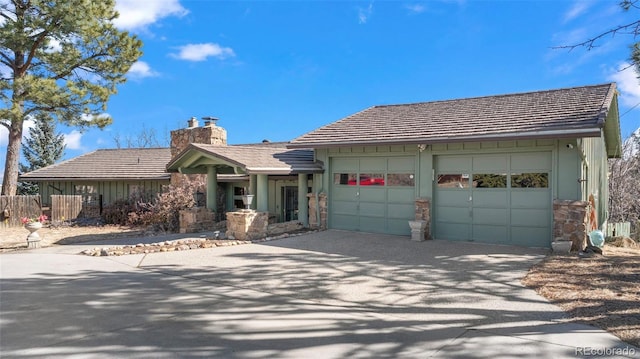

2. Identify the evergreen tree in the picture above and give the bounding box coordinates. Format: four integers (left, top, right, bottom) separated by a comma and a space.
17, 113, 66, 195
0, 0, 143, 195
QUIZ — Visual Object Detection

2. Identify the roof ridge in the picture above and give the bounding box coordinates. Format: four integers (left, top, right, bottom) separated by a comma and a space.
372, 82, 615, 109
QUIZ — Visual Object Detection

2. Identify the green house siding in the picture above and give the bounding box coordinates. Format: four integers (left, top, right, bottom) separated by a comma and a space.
37, 180, 169, 206
315, 137, 607, 247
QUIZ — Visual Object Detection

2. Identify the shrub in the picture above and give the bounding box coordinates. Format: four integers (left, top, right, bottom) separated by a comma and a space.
130, 181, 203, 232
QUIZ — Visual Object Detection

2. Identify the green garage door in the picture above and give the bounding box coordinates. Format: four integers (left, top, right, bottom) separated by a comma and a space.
331, 157, 416, 235
434, 153, 551, 247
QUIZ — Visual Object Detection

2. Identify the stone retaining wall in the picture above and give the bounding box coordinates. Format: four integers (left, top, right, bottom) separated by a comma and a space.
179, 207, 225, 234
267, 221, 304, 236
553, 199, 589, 251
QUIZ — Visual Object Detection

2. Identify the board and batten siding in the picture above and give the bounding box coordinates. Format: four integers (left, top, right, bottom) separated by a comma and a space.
37, 180, 169, 206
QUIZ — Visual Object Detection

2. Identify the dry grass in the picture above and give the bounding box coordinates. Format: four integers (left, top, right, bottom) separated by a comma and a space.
523, 244, 640, 347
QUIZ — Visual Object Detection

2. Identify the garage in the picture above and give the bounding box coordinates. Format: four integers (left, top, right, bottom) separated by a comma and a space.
434, 152, 552, 247
330, 156, 415, 235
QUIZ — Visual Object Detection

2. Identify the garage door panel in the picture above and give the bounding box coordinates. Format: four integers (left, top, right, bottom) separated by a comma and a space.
511, 190, 550, 209
436, 222, 470, 241
437, 191, 470, 206
360, 216, 387, 233
332, 158, 359, 172
473, 191, 507, 208
437, 156, 471, 172
360, 202, 385, 217
473, 155, 507, 171
359, 187, 386, 202
511, 153, 551, 170
332, 200, 358, 215
359, 158, 387, 171
388, 188, 414, 203
511, 227, 550, 247
436, 206, 470, 224
333, 186, 357, 201
511, 208, 549, 227
388, 157, 415, 172
388, 218, 411, 235
332, 215, 359, 231
387, 203, 414, 219
473, 225, 509, 243
473, 208, 507, 225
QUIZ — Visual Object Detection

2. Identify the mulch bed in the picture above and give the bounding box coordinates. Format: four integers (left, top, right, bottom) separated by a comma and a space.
522, 243, 640, 348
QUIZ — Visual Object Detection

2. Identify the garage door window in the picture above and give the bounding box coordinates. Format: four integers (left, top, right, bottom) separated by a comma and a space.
437, 174, 469, 188
334, 173, 357, 185
472, 173, 507, 188
360, 173, 385, 186
387, 173, 414, 186
511, 173, 549, 188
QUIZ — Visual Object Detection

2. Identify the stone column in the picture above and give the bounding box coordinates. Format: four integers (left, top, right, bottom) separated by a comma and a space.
553, 200, 589, 252
307, 192, 327, 230
415, 197, 432, 240
256, 174, 269, 212
226, 210, 268, 240
207, 166, 217, 212
298, 173, 309, 227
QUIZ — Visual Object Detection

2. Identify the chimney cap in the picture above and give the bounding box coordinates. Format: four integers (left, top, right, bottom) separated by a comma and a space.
202, 116, 219, 127
187, 117, 199, 128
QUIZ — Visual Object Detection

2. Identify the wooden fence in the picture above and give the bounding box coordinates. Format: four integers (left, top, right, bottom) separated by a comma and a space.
50, 195, 83, 222
605, 222, 631, 237
0, 195, 42, 228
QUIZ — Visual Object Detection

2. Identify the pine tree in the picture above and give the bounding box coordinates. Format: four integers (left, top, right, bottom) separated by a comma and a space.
0, 0, 143, 195
17, 114, 66, 195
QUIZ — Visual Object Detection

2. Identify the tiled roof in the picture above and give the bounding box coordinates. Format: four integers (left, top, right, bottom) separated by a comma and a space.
19, 148, 172, 181
289, 83, 617, 148
167, 143, 323, 174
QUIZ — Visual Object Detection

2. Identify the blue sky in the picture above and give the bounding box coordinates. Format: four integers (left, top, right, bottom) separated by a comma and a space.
2, 0, 640, 176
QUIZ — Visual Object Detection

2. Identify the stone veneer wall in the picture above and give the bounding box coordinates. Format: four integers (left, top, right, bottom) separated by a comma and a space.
178, 207, 225, 234
307, 193, 327, 230
226, 210, 269, 240
553, 200, 589, 251
415, 197, 432, 240
267, 221, 304, 236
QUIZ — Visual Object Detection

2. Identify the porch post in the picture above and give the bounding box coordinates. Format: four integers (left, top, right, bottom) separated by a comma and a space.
249, 175, 257, 210
256, 174, 269, 212
207, 166, 217, 212
298, 173, 309, 227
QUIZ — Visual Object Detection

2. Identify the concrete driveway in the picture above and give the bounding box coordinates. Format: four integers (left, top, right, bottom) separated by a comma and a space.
1, 230, 637, 358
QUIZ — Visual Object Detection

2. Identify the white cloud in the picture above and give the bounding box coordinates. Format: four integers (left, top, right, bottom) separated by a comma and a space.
563, 1, 592, 23
113, 0, 188, 31
405, 4, 426, 14
0, 118, 36, 146
607, 62, 640, 107
171, 43, 235, 62
358, 3, 373, 24
63, 130, 83, 150
128, 61, 159, 78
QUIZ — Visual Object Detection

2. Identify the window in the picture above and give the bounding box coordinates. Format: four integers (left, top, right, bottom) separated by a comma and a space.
437, 174, 469, 188
472, 174, 507, 188
511, 173, 549, 188
359, 173, 385, 186
387, 173, 415, 186
333, 173, 358, 185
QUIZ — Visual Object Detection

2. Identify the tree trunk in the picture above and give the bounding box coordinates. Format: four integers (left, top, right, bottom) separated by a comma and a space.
1, 119, 23, 195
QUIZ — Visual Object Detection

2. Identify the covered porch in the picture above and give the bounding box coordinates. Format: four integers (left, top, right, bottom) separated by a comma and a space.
166, 143, 324, 227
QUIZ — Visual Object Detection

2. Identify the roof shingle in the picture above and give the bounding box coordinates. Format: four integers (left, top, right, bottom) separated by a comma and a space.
19, 148, 171, 181
289, 83, 617, 148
